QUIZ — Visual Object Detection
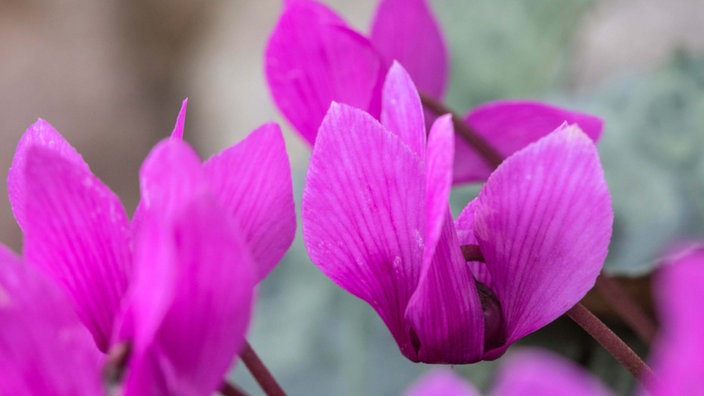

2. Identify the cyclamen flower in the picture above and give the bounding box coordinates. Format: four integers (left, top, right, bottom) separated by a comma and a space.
302, 63, 612, 363
405, 247, 704, 396
2, 101, 296, 394
266, 0, 603, 183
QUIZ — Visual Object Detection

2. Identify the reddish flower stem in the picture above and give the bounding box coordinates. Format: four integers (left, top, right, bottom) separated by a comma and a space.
419, 92, 503, 169
240, 340, 286, 396
567, 303, 653, 381
219, 381, 249, 396
594, 273, 657, 344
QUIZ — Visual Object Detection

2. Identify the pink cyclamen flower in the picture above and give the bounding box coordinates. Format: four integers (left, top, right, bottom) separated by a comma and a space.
302, 63, 613, 364
3, 100, 296, 394
265, 0, 603, 183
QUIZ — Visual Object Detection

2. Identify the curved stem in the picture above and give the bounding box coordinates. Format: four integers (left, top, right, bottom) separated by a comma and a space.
595, 274, 657, 344
419, 92, 503, 169
567, 303, 653, 381
240, 340, 286, 396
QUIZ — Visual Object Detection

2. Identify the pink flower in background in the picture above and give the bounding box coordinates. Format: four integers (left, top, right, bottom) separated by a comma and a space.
646, 245, 704, 395
302, 63, 612, 363
404, 349, 613, 396
265, 0, 603, 183
2, 101, 296, 394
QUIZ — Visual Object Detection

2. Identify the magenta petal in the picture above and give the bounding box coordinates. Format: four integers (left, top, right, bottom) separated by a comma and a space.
405, 369, 480, 396
455, 201, 493, 288
138, 139, 203, 213
423, 114, 453, 264
302, 103, 424, 356
119, 139, 206, 347
370, 0, 448, 98
470, 125, 612, 354
266, 0, 384, 144
8, 119, 89, 231
204, 123, 296, 281
21, 146, 132, 352
0, 245, 104, 396
454, 100, 604, 184
492, 349, 612, 396
380, 62, 426, 159
405, 213, 485, 363
646, 248, 704, 396
124, 193, 255, 396
170, 98, 188, 140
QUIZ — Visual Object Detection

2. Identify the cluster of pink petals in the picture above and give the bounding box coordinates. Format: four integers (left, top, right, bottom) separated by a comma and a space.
265, 0, 604, 183
0, 101, 296, 395
405, 246, 704, 396
302, 63, 613, 364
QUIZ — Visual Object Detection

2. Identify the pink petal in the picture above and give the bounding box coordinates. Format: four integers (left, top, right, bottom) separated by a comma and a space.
170, 98, 188, 140
8, 119, 89, 231
265, 0, 384, 144
492, 349, 612, 396
405, 212, 485, 363
132, 101, 193, 229
455, 201, 492, 288
380, 62, 426, 159
21, 145, 132, 353
138, 139, 203, 215
454, 100, 604, 184
118, 138, 206, 348
370, 0, 448, 99
124, 192, 255, 396
404, 369, 480, 396
646, 247, 704, 396
423, 114, 453, 265
204, 123, 296, 281
302, 103, 424, 357
468, 125, 612, 356
0, 245, 104, 396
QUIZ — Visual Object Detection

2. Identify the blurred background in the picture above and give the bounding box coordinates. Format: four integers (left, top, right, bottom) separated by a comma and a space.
2, 0, 704, 394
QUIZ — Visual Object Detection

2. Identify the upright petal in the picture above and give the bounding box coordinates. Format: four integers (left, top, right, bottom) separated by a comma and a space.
380, 62, 426, 159
492, 349, 612, 396
266, 0, 384, 144
405, 369, 480, 396
22, 146, 132, 352
124, 192, 255, 396
646, 247, 704, 396
118, 139, 205, 346
138, 139, 203, 215
8, 119, 89, 231
423, 114, 453, 264
0, 245, 104, 396
170, 98, 188, 140
405, 213, 485, 363
468, 125, 612, 356
454, 101, 603, 184
370, 0, 448, 98
204, 123, 296, 281
302, 103, 424, 356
